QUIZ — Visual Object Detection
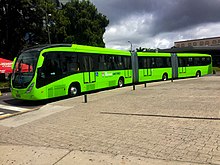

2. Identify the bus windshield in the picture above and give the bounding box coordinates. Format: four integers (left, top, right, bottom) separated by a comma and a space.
12, 51, 39, 88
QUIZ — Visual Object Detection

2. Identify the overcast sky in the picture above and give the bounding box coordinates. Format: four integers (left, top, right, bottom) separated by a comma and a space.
88, 0, 220, 50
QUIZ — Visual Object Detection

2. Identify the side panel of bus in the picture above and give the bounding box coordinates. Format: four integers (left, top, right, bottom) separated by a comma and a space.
34, 51, 132, 99
137, 52, 172, 82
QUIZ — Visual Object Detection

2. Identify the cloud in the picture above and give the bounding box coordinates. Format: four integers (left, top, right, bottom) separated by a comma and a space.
90, 0, 220, 49
151, 0, 220, 35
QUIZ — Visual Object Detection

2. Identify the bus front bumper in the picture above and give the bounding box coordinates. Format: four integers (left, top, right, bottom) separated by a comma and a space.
11, 88, 45, 100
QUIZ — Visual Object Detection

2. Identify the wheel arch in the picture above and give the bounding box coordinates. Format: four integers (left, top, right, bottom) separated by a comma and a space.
162, 72, 168, 81
118, 76, 125, 87
196, 70, 201, 77
68, 81, 81, 96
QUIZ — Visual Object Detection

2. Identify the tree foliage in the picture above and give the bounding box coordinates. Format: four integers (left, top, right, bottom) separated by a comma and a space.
63, 0, 109, 47
0, 0, 109, 59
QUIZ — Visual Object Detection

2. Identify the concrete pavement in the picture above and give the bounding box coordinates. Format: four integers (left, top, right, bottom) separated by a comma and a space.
0, 76, 220, 165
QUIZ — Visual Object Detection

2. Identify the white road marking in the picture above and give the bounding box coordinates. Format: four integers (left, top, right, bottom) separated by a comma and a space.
0, 104, 30, 112
0, 112, 4, 115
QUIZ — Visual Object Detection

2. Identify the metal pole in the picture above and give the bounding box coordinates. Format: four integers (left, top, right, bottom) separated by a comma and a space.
84, 94, 87, 103
129, 40, 135, 90
144, 83, 147, 88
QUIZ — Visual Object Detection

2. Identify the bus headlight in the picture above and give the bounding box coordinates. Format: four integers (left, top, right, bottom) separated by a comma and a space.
26, 82, 35, 93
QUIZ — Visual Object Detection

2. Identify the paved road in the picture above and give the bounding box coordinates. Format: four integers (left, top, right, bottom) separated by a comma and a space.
0, 76, 219, 164
0, 92, 43, 119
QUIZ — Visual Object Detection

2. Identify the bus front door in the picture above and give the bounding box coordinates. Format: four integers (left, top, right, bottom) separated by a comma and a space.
83, 72, 96, 84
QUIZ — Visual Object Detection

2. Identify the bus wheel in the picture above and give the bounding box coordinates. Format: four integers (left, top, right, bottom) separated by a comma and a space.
162, 73, 168, 81
196, 71, 201, 77
68, 83, 80, 97
118, 77, 124, 88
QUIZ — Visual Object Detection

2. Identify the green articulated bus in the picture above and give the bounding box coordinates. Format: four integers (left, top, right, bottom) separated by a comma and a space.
11, 44, 212, 100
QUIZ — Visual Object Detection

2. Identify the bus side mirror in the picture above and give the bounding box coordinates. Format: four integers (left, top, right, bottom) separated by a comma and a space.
12, 57, 17, 69
37, 56, 44, 68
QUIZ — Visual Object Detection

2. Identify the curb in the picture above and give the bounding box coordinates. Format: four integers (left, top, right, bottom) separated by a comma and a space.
0, 87, 10, 93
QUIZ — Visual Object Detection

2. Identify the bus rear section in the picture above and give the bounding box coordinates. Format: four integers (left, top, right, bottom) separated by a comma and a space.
136, 52, 172, 83
176, 53, 212, 78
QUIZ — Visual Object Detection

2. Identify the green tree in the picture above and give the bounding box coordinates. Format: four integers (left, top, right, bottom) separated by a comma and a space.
63, 0, 109, 47
20, 0, 68, 46
0, 0, 25, 59
0, 0, 50, 58
0, 0, 109, 59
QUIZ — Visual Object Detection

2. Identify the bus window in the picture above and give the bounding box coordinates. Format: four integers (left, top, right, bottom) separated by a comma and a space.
115, 56, 124, 70
188, 58, 193, 66
206, 57, 211, 65
59, 52, 79, 74
194, 58, 201, 66
91, 55, 99, 71
151, 58, 156, 68
146, 58, 151, 68
178, 58, 187, 67
105, 55, 111, 70
123, 56, 131, 69
138, 57, 145, 69
166, 57, 171, 67
108, 56, 117, 70
98, 55, 107, 70
155, 57, 163, 68
142, 58, 147, 68
82, 56, 90, 71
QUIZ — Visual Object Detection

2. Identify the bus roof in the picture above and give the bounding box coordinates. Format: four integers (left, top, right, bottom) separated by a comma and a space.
176, 53, 211, 57
24, 44, 130, 56
70, 44, 131, 55
137, 52, 171, 57
137, 52, 211, 57
22, 44, 72, 53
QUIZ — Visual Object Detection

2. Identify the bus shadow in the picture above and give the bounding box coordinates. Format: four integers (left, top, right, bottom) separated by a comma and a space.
3, 75, 206, 107
3, 95, 71, 107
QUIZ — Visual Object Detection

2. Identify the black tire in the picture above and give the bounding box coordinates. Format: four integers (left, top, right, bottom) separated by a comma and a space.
196, 71, 201, 77
118, 77, 124, 88
68, 83, 80, 97
162, 73, 168, 81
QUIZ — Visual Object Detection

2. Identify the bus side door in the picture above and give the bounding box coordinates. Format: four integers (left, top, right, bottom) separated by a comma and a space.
82, 56, 96, 84
123, 56, 132, 78
178, 58, 187, 76
143, 58, 152, 76
124, 69, 132, 78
